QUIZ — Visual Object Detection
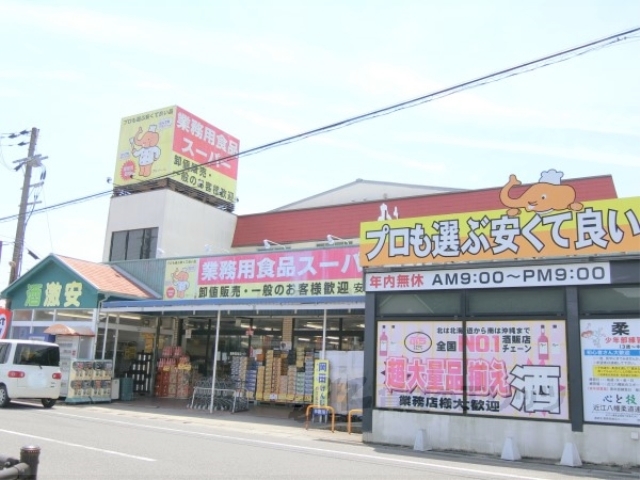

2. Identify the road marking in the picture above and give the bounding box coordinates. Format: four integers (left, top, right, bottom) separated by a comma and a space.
41, 411, 550, 478
0, 429, 156, 462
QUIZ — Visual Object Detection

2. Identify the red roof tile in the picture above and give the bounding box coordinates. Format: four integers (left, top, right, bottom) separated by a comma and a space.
233, 175, 617, 247
55, 255, 156, 299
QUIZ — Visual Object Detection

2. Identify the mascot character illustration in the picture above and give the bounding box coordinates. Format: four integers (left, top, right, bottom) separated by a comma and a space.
500, 169, 583, 217
130, 125, 161, 177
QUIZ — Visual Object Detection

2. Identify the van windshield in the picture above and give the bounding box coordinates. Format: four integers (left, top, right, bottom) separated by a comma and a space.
14, 344, 60, 367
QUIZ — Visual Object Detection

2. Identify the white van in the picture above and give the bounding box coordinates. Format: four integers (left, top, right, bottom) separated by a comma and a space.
0, 339, 62, 408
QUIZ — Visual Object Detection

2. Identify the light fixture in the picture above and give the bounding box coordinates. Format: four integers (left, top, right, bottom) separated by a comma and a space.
54, 311, 94, 320
327, 234, 345, 245
263, 239, 283, 249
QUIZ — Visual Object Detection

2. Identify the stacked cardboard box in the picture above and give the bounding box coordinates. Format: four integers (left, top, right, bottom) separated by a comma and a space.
175, 365, 192, 399
286, 366, 297, 401
155, 367, 171, 397
304, 352, 315, 403
296, 347, 305, 369
278, 375, 288, 401
294, 371, 305, 402
168, 365, 179, 397
271, 352, 282, 401
256, 366, 266, 401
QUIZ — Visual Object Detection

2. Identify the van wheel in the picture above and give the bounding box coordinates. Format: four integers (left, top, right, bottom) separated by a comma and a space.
0, 385, 10, 408
41, 398, 57, 409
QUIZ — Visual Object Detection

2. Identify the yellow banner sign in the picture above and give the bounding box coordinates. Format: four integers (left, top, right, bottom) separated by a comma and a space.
313, 359, 330, 407
360, 197, 640, 267
113, 106, 240, 206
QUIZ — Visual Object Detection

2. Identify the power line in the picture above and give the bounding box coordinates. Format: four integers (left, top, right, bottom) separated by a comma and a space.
0, 26, 638, 225
0, 130, 30, 139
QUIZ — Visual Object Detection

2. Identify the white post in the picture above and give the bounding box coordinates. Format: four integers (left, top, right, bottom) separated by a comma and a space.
112, 316, 120, 366
560, 442, 582, 467
321, 309, 327, 360
501, 436, 521, 461
209, 310, 221, 413
101, 314, 110, 360
414, 429, 431, 451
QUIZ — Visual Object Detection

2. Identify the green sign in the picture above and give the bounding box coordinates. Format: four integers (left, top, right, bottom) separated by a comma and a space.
8, 261, 98, 309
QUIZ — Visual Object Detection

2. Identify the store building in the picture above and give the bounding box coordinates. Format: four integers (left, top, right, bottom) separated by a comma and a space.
359, 172, 640, 466
2, 102, 638, 465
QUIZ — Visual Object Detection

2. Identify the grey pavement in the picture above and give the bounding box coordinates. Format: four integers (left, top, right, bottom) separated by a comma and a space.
56, 396, 639, 479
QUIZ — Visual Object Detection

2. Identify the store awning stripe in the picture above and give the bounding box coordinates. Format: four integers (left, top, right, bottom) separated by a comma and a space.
101, 295, 364, 313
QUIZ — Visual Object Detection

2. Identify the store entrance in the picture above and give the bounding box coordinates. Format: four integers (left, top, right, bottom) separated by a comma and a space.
182, 313, 365, 407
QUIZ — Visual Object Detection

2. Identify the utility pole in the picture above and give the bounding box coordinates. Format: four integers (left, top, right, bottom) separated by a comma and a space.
8, 127, 40, 285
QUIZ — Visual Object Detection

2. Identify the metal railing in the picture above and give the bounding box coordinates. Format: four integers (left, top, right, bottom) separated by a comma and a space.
347, 408, 363, 434
0, 446, 40, 480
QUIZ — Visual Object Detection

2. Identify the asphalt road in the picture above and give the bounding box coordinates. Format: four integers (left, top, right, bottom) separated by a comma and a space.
0, 400, 637, 479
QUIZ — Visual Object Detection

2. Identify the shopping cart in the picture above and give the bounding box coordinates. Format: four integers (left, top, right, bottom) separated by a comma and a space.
188, 377, 249, 413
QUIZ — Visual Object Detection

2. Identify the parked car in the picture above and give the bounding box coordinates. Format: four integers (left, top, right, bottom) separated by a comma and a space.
0, 339, 62, 408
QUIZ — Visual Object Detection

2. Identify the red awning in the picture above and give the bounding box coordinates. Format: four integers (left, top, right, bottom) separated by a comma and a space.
43, 324, 95, 336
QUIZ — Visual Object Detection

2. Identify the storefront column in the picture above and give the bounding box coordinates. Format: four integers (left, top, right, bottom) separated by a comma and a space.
209, 309, 221, 414
566, 286, 584, 432
111, 316, 120, 366
101, 314, 110, 360
362, 293, 376, 435
321, 309, 327, 359
87, 308, 98, 359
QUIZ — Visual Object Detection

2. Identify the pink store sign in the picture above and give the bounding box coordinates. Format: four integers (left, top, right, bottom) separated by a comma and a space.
197, 247, 361, 285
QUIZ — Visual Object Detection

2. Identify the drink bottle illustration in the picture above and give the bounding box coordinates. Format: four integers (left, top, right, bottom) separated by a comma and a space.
379, 325, 388, 356
389, 325, 398, 354
538, 324, 549, 362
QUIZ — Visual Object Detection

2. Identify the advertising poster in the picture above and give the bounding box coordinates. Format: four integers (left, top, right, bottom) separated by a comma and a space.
113, 105, 240, 205
162, 247, 363, 300
164, 258, 199, 300
466, 320, 569, 419
0, 308, 10, 339
580, 319, 640, 425
376, 320, 569, 419
376, 321, 464, 411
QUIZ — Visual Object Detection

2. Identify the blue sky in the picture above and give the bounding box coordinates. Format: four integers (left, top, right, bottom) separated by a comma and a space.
0, 1, 638, 289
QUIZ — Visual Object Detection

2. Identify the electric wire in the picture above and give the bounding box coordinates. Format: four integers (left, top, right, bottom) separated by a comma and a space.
0, 26, 638, 225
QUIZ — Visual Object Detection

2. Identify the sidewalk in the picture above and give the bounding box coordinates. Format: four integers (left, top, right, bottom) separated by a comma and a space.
64, 396, 639, 479
67, 395, 362, 437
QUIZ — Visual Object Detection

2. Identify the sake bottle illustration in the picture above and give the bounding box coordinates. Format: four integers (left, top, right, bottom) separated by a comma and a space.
389, 324, 399, 354
379, 325, 388, 356
538, 324, 549, 362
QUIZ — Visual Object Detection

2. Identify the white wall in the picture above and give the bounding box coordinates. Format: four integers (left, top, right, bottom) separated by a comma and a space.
102, 190, 237, 261
365, 410, 640, 467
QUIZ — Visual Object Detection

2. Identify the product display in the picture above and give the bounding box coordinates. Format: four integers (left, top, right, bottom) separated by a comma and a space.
252, 348, 318, 404
65, 360, 113, 404
155, 345, 193, 399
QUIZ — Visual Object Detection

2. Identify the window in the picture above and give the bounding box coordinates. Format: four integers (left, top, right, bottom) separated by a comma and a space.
377, 291, 462, 316
14, 344, 60, 367
0, 342, 10, 364
467, 287, 565, 316
579, 286, 640, 315
109, 227, 158, 261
